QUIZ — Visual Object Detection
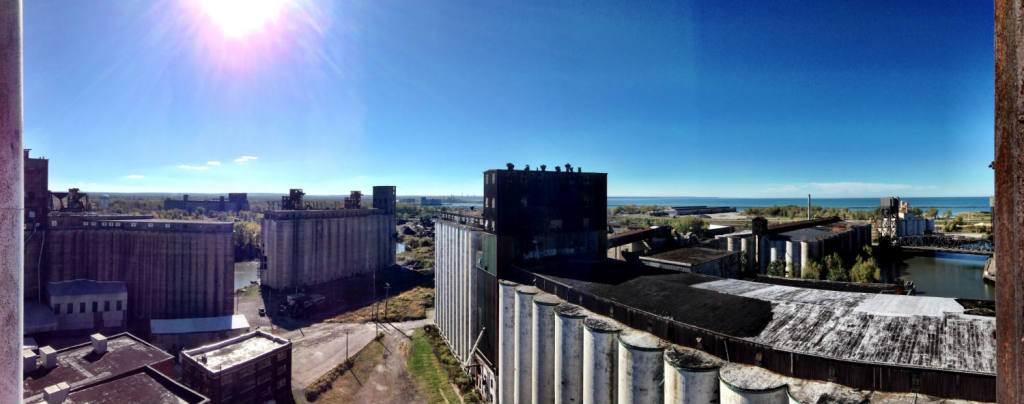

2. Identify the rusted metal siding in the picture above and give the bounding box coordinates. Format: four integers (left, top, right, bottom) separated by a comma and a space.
995, 1, 1024, 403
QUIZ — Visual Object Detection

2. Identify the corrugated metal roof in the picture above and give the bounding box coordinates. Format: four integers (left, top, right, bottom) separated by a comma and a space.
150, 315, 249, 335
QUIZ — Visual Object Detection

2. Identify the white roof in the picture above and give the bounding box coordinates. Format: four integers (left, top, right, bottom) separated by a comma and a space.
150, 314, 249, 335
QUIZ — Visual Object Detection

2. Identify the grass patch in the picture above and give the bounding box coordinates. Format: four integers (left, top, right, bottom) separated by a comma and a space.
236, 283, 260, 297
407, 329, 462, 404
326, 286, 434, 323
303, 333, 386, 402
398, 245, 435, 270
422, 325, 484, 403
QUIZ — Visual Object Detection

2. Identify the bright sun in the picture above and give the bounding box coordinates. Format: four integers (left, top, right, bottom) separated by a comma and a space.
199, 0, 288, 38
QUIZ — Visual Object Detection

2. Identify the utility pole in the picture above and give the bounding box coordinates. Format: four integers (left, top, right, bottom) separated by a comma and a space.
383, 282, 391, 323
807, 194, 811, 220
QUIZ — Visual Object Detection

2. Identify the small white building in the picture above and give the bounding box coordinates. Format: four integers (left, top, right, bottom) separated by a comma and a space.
46, 279, 127, 331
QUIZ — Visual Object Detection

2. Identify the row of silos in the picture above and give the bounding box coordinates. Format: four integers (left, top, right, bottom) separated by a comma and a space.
434, 221, 476, 364
494, 281, 875, 404
722, 234, 755, 274
770, 224, 873, 278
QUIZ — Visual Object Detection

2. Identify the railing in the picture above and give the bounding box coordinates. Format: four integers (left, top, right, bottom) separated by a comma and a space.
897, 235, 994, 255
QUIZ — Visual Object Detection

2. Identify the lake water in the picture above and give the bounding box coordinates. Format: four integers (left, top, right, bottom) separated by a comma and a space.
397, 243, 406, 254
895, 251, 993, 300
444, 196, 991, 215
234, 261, 259, 290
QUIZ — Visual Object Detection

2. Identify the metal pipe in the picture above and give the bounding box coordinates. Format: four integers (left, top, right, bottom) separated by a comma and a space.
0, 0, 23, 400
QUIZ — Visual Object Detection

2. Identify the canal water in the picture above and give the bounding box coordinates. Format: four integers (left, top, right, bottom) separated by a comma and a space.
234, 261, 259, 290
894, 251, 993, 300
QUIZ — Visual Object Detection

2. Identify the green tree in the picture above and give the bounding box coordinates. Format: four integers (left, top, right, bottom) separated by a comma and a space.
908, 207, 923, 216
943, 209, 952, 218
767, 260, 787, 277
850, 257, 881, 283
824, 253, 848, 282
802, 260, 823, 280
925, 207, 938, 218
672, 216, 706, 236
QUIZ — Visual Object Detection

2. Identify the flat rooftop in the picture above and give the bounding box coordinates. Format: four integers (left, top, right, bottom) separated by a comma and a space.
23, 333, 173, 401
524, 260, 995, 375
56, 367, 208, 404
183, 331, 289, 372
642, 247, 737, 266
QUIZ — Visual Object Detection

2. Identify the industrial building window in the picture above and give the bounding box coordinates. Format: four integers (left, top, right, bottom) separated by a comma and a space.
53, 304, 60, 315
910, 373, 921, 391
80, 302, 86, 313
116, 300, 122, 311
66, 303, 72, 314
104, 301, 110, 311
92, 302, 98, 312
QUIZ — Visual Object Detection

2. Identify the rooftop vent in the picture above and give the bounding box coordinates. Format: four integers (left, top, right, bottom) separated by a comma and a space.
43, 382, 70, 404
23, 349, 38, 373
40, 346, 57, 369
506, 162, 514, 170
524, 164, 530, 171
540, 164, 547, 171
90, 333, 107, 355
565, 163, 572, 172
577, 167, 581, 173
555, 166, 561, 172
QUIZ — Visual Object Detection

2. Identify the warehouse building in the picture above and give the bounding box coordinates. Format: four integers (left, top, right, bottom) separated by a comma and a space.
149, 314, 250, 352
22, 333, 200, 403
46, 280, 127, 331
638, 246, 741, 277
163, 193, 251, 213
260, 186, 397, 290
435, 165, 992, 403
180, 330, 292, 404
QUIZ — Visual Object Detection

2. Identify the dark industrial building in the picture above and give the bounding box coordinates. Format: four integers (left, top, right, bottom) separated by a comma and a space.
22, 333, 207, 404
260, 186, 397, 289
180, 331, 292, 404
435, 163, 607, 401
163, 193, 250, 213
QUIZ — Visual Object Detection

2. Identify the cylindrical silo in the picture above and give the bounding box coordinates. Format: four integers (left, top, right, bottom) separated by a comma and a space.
741, 237, 753, 273
617, 329, 666, 404
727, 237, 736, 252
555, 304, 587, 404
583, 316, 621, 404
663, 345, 720, 404
799, 241, 810, 278
532, 293, 560, 404
498, 280, 518, 404
515, 286, 539, 404
718, 364, 788, 404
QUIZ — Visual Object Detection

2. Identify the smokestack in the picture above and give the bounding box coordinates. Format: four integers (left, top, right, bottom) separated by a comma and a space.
808, 194, 811, 220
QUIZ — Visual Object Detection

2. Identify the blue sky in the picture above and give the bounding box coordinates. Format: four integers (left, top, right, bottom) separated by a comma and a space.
23, 0, 993, 197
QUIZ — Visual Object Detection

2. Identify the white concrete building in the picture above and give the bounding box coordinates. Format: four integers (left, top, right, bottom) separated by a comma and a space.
45, 280, 127, 331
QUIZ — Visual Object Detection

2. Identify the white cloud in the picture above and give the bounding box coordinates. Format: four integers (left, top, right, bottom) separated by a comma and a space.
234, 155, 258, 164
179, 165, 209, 171
207, 161, 221, 166
125, 174, 144, 179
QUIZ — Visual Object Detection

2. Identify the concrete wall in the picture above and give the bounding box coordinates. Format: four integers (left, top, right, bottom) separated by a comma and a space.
43, 224, 233, 321
262, 209, 395, 289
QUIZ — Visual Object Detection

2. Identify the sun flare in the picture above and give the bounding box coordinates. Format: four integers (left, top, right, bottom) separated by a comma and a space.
199, 0, 288, 38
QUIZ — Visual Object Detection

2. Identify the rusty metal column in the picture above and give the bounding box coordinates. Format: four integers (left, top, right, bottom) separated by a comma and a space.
0, 0, 23, 401
996, 1, 1024, 402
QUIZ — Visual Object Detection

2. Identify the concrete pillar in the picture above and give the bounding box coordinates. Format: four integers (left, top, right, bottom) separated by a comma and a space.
757, 236, 770, 274
498, 280, 518, 404
995, 3, 1024, 399
769, 246, 778, 265
740, 237, 752, 273
514, 286, 539, 404
532, 294, 559, 404
583, 317, 621, 404
0, 0, 23, 400
799, 241, 810, 278
726, 237, 736, 252
663, 346, 720, 404
554, 304, 586, 404
617, 329, 665, 404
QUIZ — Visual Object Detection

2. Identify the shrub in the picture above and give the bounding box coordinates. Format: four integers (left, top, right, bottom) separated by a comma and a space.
824, 253, 849, 282
767, 260, 787, 277
802, 260, 823, 280
850, 257, 881, 283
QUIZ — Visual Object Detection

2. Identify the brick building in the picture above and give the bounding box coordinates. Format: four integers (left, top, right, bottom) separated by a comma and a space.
180, 331, 292, 404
